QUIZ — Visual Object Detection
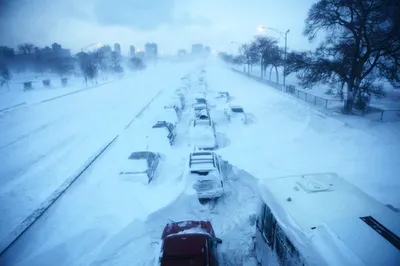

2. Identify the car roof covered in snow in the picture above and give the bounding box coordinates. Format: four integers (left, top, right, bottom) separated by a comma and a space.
258, 173, 400, 266
162, 220, 214, 238
189, 152, 216, 170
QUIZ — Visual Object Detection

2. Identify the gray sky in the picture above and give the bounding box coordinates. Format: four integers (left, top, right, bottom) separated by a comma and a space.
0, 0, 319, 55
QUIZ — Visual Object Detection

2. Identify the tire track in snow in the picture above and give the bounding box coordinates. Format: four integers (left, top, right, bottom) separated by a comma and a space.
0, 87, 167, 257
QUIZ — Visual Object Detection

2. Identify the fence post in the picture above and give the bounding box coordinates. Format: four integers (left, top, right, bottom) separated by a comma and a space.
305, 93, 308, 102
380, 110, 384, 122
314, 96, 317, 105
325, 100, 328, 108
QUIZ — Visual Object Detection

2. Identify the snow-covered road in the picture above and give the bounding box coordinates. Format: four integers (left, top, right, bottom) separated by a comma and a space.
1, 60, 399, 266
0, 61, 197, 256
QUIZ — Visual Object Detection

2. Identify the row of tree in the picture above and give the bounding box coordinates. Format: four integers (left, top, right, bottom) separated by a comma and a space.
0, 43, 147, 88
221, 0, 400, 113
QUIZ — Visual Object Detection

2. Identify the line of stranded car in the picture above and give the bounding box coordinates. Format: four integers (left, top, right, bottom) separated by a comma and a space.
134, 71, 400, 265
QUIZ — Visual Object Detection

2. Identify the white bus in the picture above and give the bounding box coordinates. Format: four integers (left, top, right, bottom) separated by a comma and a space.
252, 173, 400, 266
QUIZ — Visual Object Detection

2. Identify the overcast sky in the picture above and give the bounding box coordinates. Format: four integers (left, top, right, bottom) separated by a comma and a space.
0, 0, 319, 55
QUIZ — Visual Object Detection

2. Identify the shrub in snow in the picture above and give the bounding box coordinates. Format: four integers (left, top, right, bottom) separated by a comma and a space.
61, 78, 68, 87
42, 79, 51, 87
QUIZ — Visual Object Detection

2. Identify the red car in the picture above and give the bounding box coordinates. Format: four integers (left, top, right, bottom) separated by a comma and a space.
159, 220, 222, 266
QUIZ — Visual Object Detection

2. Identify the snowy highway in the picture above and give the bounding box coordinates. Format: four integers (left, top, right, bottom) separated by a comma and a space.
0, 62, 196, 256
1, 61, 399, 265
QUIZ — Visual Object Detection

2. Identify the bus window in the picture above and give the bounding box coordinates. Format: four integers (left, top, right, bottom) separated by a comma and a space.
275, 224, 301, 265
262, 204, 276, 246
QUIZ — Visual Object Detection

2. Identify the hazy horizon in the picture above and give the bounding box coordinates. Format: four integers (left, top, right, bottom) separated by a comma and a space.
0, 0, 319, 55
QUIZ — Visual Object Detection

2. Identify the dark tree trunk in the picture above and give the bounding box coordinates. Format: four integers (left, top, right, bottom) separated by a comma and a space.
343, 82, 355, 114
269, 66, 273, 81
260, 63, 263, 78
275, 65, 279, 84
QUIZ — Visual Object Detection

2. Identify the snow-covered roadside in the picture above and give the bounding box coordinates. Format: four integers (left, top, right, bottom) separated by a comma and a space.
0, 65, 198, 266
210, 63, 400, 207
0, 75, 95, 112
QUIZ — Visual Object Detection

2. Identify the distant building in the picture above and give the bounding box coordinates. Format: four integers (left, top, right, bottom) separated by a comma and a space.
114, 43, 121, 55
191, 43, 204, 54
204, 46, 211, 54
177, 49, 187, 56
52, 43, 62, 53
130, 45, 136, 57
145, 43, 158, 59
136, 51, 145, 60
51, 43, 71, 57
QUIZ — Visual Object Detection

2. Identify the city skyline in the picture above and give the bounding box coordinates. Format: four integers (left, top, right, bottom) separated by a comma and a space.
0, 0, 320, 54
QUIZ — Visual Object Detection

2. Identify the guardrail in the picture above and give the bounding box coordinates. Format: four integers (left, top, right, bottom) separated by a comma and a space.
231, 68, 342, 109
379, 109, 400, 122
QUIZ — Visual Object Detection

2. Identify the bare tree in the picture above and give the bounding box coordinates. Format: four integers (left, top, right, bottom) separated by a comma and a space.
129, 57, 146, 71
240, 43, 259, 73
288, 0, 400, 113
77, 52, 98, 86
17, 43, 36, 55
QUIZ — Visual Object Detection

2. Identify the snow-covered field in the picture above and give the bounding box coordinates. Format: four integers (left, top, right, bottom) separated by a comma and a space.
0, 59, 399, 265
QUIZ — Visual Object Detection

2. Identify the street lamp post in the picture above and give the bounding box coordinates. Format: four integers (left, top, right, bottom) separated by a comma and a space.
259, 27, 290, 88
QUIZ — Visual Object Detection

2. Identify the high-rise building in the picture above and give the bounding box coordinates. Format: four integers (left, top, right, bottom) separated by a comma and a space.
191, 43, 204, 54
177, 49, 187, 56
52, 43, 62, 53
130, 45, 136, 57
136, 51, 145, 60
145, 43, 158, 59
114, 43, 121, 55
51, 43, 71, 57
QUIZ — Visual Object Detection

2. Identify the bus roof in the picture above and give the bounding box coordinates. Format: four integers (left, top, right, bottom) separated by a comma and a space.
258, 173, 400, 266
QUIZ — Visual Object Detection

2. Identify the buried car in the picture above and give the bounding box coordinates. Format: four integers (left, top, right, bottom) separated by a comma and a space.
152, 121, 177, 145
159, 220, 222, 266
193, 103, 208, 118
224, 105, 248, 123
188, 151, 224, 200
119, 151, 160, 184
189, 123, 217, 150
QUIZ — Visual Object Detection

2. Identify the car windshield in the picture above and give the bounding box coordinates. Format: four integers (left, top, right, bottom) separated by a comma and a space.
191, 170, 211, 176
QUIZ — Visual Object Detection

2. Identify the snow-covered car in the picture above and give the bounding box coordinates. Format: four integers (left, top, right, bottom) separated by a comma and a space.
197, 109, 210, 120
216, 91, 230, 103
159, 220, 222, 266
193, 103, 208, 118
162, 105, 180, 125
188, 152, 224, 199
189, 122, 217, 150
174, 92, 185, 109
152, 121, 177, 145
224, 105, 247, 123
195, 93, 207, 104
119, 151, 160, 184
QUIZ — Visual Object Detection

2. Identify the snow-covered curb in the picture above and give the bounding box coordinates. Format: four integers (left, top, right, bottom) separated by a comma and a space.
0, 135, 119, 255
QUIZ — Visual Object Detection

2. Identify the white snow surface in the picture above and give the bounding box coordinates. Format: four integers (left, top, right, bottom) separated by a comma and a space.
0, 59, 399, 266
